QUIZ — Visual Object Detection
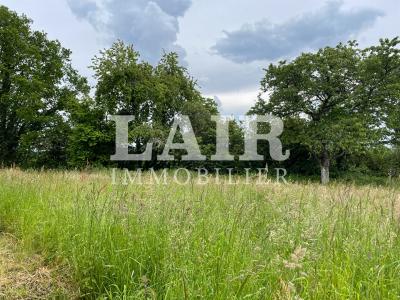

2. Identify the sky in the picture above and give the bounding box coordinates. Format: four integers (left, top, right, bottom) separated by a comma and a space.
0, 0, 398, 115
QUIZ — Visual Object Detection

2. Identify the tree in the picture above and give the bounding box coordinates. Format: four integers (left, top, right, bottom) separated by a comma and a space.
249, 39, 400, 184
154, 52, 219, 167
87, 41, 219, 168
66, 97, 113, 168
362, 38, 400, 147
0, 6, 87, 167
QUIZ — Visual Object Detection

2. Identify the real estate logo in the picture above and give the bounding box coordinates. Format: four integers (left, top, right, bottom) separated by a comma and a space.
110, 114, 290, 185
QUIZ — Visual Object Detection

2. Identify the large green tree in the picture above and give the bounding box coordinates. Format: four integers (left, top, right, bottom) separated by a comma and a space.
0, 6, 87, 167
70, 41, 219, 168
249, 39, 400, 184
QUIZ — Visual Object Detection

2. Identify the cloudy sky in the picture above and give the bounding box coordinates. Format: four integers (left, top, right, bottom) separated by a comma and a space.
1, 0, 398, 114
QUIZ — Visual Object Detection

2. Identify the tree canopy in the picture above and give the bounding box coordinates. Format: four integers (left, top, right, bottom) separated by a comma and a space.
0, 5, 87, 167
68, 40, 219, 168
249, 39, 400, 183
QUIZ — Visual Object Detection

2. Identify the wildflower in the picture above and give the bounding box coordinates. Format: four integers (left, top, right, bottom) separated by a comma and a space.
279, 279, 303, 300
283, 246, 307, 270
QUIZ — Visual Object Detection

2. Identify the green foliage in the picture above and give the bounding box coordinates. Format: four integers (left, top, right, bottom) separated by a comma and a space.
66, 98, 114, 168
360, 38, 400, 146
0, 5, 87, 167
249, 39, 400, 182
76, 41, 219, 169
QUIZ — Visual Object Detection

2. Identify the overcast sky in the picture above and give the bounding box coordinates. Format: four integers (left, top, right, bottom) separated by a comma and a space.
1, 0, 398, 115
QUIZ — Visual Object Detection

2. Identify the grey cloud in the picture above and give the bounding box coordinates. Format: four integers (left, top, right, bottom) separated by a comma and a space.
153, 0, 192, 17
67, 0, 98, 23
67, 0, 192, 64
212, 1, 384, 63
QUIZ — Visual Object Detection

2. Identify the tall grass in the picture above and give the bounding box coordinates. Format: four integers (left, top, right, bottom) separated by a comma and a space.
0, 168, 400, 299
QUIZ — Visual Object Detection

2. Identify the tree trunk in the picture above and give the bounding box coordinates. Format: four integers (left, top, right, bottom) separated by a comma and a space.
320, 147, 330, 185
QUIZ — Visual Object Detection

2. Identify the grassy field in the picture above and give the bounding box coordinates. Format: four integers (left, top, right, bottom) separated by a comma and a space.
0, 169, 400, 299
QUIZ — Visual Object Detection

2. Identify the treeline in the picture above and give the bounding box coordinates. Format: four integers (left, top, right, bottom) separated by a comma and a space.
0, 6, 218, 169
0, 6, 399, 182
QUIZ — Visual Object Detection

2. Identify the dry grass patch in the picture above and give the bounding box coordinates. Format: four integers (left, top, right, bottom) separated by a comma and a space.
0, 233, 78, 299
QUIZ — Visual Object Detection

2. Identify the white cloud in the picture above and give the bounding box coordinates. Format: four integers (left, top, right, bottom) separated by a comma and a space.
205, 89, 259, 116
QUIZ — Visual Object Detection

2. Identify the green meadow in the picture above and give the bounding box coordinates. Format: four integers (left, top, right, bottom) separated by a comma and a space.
1, 169, 400, 299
